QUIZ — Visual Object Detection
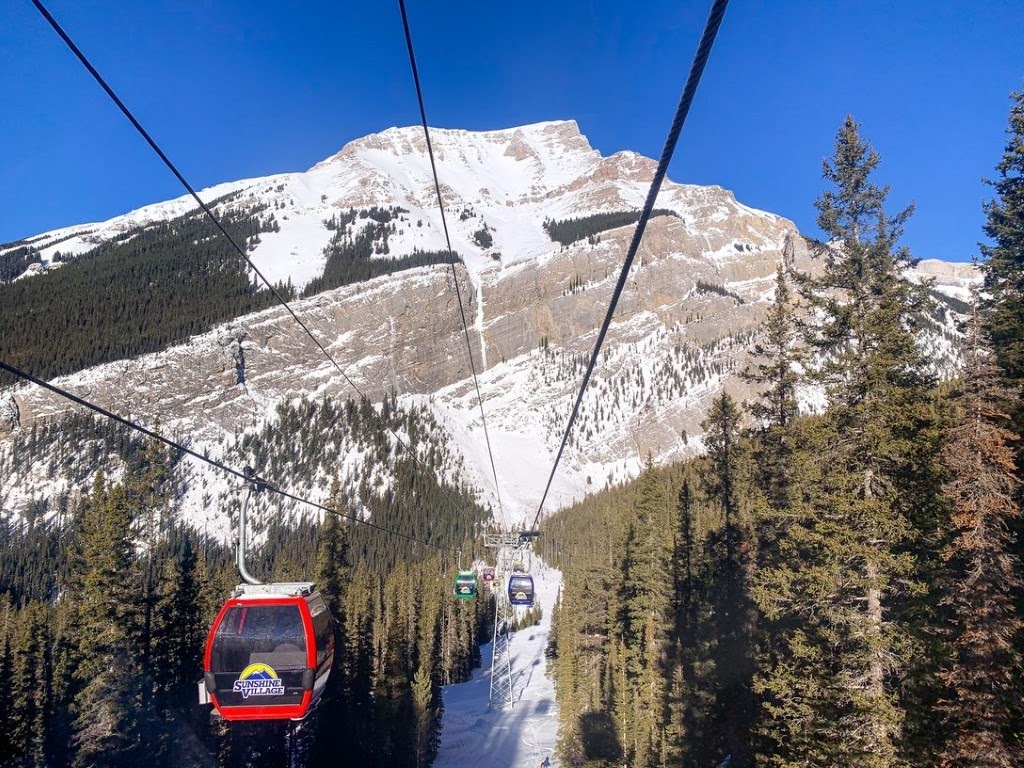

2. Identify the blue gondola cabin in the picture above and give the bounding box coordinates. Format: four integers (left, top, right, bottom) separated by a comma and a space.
508, 574, 535, 606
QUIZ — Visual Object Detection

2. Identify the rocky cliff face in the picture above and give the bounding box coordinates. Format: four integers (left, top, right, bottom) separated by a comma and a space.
0, 121, 976, 527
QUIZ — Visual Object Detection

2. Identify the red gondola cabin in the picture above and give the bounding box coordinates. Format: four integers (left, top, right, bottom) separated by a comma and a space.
203, 583, 334, 721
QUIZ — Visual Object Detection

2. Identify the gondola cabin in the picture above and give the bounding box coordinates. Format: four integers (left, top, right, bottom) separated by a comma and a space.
511, 561, 527, 574
203, 583, 334, 721
508, 574, 535, 606
453, 570, 478, 599
481, 566, 496, 583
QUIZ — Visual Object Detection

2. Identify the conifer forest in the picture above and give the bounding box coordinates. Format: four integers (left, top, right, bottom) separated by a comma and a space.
0, 393, 493, 768
539, 97, 1024, 767
2, 90, 1024, 768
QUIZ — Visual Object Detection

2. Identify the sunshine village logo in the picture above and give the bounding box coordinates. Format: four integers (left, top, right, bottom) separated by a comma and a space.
233, 663, 285, 698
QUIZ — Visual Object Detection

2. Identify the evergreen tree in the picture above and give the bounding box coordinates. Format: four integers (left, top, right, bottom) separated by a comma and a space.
70, 475, 143, 767
755, 116, 937, 767
669, 473, 719, 767
9, 605, 38, 767
315, 477, 351, 620
10, 603, 55, 768
47, 601, 76, 768
411, 663, 436, 768
673, 479, 696, 617
936, 314, 1024, 766
161, 537, 204, 698
811, 118, 936, 766
0, 607, 14, 765
372, 565, 415, 766
744, 262, 803, 510
981, 89, 1024, 396
150, 534, 204, 767
309, 478, 355, 763
703, 393, 744, 564
746, 262, 801, 431
702, 393, 755, 767
414, 565, 446, 765
618, 459, 672, 766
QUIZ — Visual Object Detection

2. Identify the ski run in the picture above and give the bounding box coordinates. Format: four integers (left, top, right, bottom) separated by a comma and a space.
435, 561, 562, 768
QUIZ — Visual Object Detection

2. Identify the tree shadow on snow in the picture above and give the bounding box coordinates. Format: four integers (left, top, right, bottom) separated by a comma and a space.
578, 710, 621, 763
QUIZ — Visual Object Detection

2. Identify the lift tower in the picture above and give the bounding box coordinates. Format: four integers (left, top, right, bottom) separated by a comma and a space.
482, 531, 540, 710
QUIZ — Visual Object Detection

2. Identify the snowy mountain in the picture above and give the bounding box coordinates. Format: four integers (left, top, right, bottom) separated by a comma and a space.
0, 121, 979, 533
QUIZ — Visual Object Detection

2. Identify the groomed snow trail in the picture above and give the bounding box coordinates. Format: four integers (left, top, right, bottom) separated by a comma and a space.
435, 562, 562, 768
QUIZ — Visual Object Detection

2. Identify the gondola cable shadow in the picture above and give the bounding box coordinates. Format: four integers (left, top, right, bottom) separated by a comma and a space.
578, 710, 622, 765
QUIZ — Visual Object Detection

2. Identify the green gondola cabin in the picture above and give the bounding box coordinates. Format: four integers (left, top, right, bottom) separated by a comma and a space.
453, 570, 478, 599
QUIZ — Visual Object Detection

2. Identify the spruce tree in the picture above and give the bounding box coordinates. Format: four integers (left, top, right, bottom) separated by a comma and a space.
813, 117, 937, 766
9, 606, 39, 767
310, 479, 355, 764
744, 262, 803, 510
673, 478, 698, 627
0, 610, 13, 766
10, 604, 56, 768
703, 393, 744, 564
981, 89, 1024, 395
619, 459, 672, 766
153, 537, 204, 714
755, 116, 937, 767
702, 393, 755, 767
411, 664, 435, 768
746, 262, 801, 432
315, 477, 351, 620
936, 314, 1024, 766
70, 475, 143, 767
668, 477, 702, 765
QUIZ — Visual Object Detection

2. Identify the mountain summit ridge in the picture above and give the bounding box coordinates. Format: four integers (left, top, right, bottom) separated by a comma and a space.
4, 119, 775, 289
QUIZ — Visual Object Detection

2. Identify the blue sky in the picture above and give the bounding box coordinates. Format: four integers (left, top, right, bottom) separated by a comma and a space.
2, 0, 1022, 263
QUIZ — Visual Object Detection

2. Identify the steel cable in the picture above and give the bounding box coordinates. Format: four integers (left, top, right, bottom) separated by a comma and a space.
529, 0, 730, 532
398, 0, 509, 533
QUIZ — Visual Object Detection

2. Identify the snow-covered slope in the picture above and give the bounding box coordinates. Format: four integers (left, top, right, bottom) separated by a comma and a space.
436, 562, 562, 768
